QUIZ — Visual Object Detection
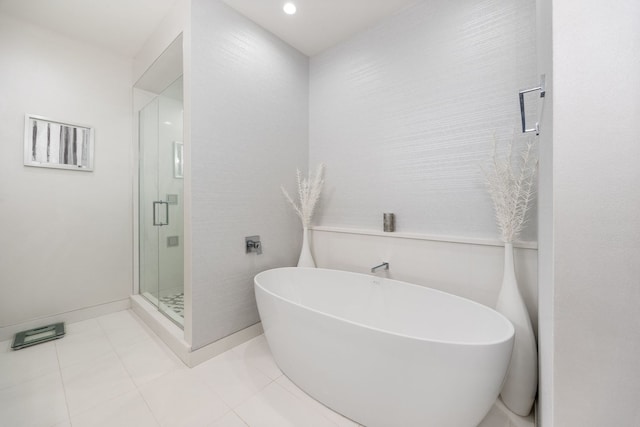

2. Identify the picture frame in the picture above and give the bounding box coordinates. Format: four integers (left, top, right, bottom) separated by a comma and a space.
24, 114, 94, 171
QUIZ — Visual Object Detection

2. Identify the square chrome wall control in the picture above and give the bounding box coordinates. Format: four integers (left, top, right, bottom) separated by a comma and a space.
246, 236, 262, 255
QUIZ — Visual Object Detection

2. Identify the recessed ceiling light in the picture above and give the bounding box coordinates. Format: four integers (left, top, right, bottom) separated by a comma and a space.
283, 2, 296, 15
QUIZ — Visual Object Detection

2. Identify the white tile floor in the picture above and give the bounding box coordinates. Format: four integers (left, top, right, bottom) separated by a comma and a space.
0, 310, 529, 427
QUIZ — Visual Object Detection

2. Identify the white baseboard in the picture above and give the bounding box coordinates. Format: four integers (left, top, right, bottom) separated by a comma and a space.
130, 294, 190, 362
188, 322, 263, 367
130, 295, 262, 367
0, 298, 131, 342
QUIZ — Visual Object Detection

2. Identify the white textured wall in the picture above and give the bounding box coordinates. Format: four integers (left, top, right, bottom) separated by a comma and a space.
535, 0, 553, 424
190, 0, 309, 349
307, 0, 539, 369
551, 0, 640, 425
0, 14, 133, 327
309, 0, 537, 241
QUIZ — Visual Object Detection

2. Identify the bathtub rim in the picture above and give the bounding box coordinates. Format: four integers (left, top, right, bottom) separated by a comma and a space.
254, 267, 515, 347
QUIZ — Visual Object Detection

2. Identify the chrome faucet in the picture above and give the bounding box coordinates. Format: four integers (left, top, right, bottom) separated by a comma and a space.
371, 262, 389, 273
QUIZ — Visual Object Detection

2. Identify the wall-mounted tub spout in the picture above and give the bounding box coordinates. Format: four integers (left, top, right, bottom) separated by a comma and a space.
371, 262, 389, 273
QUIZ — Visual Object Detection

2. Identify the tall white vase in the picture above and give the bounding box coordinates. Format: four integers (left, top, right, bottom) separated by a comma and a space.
297, 227, 316, 268
496, 243, 538, 416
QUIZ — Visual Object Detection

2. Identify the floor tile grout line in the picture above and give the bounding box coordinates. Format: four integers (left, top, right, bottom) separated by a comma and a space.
63, 360, 138, 422
118, 309, 237, 426
53, 340, 73, 426
273, 376, 347, 427
205, 366, 277, 413
97, 311, 164, 427
55, 319, 121, 371
235, 379, 342, 427
62, 316, 337, 426
192, 346, 283, 424
132, 362, 166, 427
54, 314, 152, 424
100, 319, 150, 381
95, 314, 141, 383
56, 321, 117, 423
235, 359, 283, 383
9, 319, 345, 427
65, 385, 160, 425
232, 408, 251, 426
183, 361, 235, 417
135, 361, 230, 427
97, 310, 182, 380
136, 388, 163, 427
0, 342, 58, 391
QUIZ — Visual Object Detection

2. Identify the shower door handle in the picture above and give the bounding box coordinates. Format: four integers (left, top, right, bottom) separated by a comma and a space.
519, 74, 546, 135
152, 201, 169, 226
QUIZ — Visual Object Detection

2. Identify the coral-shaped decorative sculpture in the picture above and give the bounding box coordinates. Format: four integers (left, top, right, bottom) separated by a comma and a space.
281, 164, 325, 227
483, 136, 538, 243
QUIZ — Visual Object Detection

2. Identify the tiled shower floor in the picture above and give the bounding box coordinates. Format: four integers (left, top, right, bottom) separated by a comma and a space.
0, 310, 532, 427
158, 292, 184, 318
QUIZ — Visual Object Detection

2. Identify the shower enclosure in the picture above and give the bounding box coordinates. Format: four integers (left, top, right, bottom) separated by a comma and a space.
134, 34, 185, 328
138, 76, 184, 327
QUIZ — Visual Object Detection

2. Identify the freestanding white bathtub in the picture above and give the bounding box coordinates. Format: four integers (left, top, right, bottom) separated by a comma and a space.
254, 267, 514, 427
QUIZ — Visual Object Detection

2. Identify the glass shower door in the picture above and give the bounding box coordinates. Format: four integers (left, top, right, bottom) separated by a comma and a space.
139, 76, 184, 327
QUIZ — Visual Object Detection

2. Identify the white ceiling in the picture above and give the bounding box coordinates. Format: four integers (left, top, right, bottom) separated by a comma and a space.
0, 0, 417, 58
221, 0, 418, 56
0, 0, 177, 57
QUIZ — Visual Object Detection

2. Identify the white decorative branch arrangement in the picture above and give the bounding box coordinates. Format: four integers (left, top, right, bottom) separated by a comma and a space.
281, 163, 325, 228
281, 164, 325, 267
483, 134, 538, 416
483, 136, 538, 243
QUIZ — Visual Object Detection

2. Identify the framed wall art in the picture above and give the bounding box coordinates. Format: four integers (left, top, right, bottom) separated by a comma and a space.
24, 114, 94, 171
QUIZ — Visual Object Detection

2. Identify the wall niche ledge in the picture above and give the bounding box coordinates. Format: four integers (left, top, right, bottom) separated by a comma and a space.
310, 226, 538, 250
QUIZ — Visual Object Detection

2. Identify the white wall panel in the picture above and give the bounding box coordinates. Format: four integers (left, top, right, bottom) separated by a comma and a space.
190, 0, 309, 349
309, 0, 538, 241
535, 0, 554, 423
551, 0, 640, 424
0, 13, 133, 327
